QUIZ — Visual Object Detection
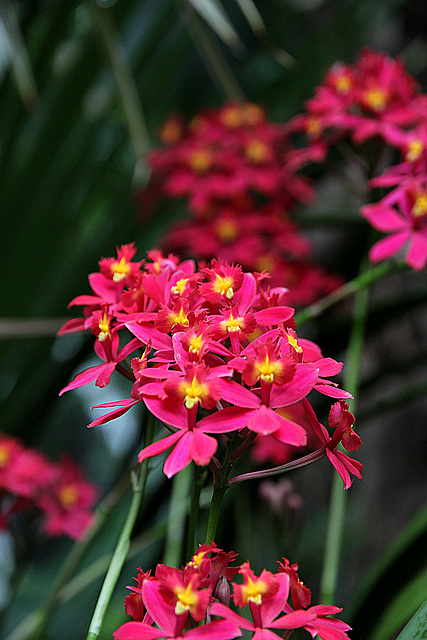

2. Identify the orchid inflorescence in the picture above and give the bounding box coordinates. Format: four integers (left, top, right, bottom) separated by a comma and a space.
59, 244, 361, 489
0, 433, 97, 540
143, 47, 427, 285
141, 100, 342, 303
114, 543, 352, 640
287, 47, 427, 270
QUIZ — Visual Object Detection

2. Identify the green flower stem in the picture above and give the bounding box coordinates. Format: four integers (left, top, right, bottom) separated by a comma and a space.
186, 466, 208, 559
163, 464, 192, 567
87, 0, 151, 186
203, 433, 246, 544
295, 260, 404, 328
320, 263, 370, 605
86, 413, 155, 640
204, 484, 227, 545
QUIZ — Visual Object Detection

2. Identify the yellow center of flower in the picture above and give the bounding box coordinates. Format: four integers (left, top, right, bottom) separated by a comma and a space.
363, 87, 388, 112
406, 139, 423, 162
189, 550, 205, 569
242, 103, 264, 125
174, 583, 199, 615
0, 446, 10, 467
111, 256, 131, 283
245, 140, 270, 163
412, 193, 427, 217
256, 255, 276, 273
171, 278, 189, 296
160, 119, 182, 145
59, 485, 79, 508
170, 307, 190, 328
214, 274, 234, 299
216, 218, 239, 243
182, 377, 209, 409
189, 334, 204, 355
334, 74, 352, 93
220, 106, 243, 128
256, 354, 280, 383
223, 313, 243, 333
286, 332, 303, 353
98, 313, 111, 341
189, 149, 213, 173
306, 116, 322, 138
241, 577, 269, 605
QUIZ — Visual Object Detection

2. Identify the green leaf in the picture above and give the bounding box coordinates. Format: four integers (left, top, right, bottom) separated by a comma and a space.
369, 572, 427, 640
348, 503, 427, 639
395, 599, 427, 640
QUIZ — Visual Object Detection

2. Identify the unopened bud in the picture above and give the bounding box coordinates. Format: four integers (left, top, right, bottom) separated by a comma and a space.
214, 575, 231, 607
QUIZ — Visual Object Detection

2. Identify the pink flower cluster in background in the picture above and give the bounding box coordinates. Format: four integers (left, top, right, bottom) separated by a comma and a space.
59, 245, 362, 488
141, 48, 427, 278
114, 543, 351, 640
139, 103, 342, 303
0, 434, 98, 540
287, 47, 427, 270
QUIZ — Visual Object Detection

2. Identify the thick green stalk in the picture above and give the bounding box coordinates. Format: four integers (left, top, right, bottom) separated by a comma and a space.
163, 464, 192, 567
295, 260, 404, 328
86, 414, 155, 640
186, 467, 207, 558
204, 484, 227, 545
320, 266, 370, 604
203, 432, 248, 544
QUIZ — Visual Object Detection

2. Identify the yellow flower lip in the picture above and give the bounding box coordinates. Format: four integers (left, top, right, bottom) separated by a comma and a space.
241, 576, 269, 605
59, 485, 79, 508
245, 139, 270, 163
182, 376, 209, 409
406, 139, 423, 162
171, 278, 189, 296
412, 193, 427, 218
189, 334, 204, 354
170, 307, 189, 328
214, 274, 235, 299
255, 354, 281, 383
98, 313, 111, 341
174, 582, 199, 615
306, 116, 322, 138
189, 149, 213, 173
216, 218, 239, 243
363, 87, 388, 112
223, 312, 243, 333
111, 256, 131, 282
0, 446, 10, 467
334, 74, 352, 94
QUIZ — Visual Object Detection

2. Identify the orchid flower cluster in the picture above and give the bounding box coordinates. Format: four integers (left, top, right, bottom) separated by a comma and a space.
287, 47, 427, 271
114, 543, 351, 640
0, 433, 97, 540
59, 244, 362, 489
141, 47, 427, 296
141, 103, 342, 304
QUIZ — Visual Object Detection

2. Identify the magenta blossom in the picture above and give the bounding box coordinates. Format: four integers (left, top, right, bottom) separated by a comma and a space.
362, 183, 427, 270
